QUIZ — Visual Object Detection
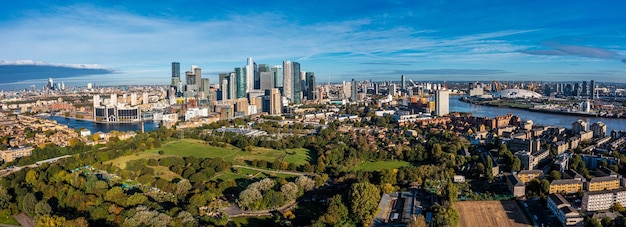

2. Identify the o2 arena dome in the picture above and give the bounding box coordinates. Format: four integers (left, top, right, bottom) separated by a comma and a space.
494, 89, 542, 99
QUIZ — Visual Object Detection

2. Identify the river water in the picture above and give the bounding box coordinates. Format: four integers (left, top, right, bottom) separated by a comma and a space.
48, 116, 159, 133
449, 96, 626, 132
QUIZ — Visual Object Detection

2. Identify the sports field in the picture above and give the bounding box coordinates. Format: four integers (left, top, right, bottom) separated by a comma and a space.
454, 201, 532, 227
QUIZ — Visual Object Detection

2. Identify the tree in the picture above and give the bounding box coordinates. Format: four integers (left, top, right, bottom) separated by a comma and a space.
485, 157, 494, 181
549, 170, 562, 181
408, 215, 427, 227
35, 201, 52, 217
433, 205, 459, 227
612, 202, 626, 213
349, 182, 381, 226
280, 182, 299, 200
237, 188, 262, 210
295, 176, 315, 191
511, 157, 521, 172
21, 193, 37, 216
37, 215, 66, 227
316, 195, 350, 226
0, 186, 11, 209
445, 183, 458, 204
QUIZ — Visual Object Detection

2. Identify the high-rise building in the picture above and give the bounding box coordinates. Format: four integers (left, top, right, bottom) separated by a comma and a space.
591, 122, 607, 138
351, 79, 358, 102
590, 80, 595, 99
306, 72, 315, 100
582, 81, 588, 97
271, 65, 283, 88
401, 74, 406, 90
194, 67, 202, 87
130, 93, 138, 106
235, 67, 246, 98
572, 119, 588, 134
246, 57, 256, 92
435, 89, 449, 116
258, 64, 269, 90
260, 71, 274, 92
142, 93, 149, 105
283, 60, 292, 101
200, 78, 210, 94
171, 62, 181, 93
93, 95, 100, 107
292, 62, 301, 104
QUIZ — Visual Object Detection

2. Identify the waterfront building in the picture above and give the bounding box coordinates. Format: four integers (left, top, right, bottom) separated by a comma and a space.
572, 120, 588, 134
435, 89, 450, 116
94, 105, 141, 123
591, 122, 607, 138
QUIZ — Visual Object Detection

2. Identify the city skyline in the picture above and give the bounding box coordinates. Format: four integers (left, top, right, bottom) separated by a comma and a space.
1, 0, 625, 88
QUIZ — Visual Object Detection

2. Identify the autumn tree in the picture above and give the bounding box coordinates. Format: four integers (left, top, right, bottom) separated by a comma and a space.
349, 182, 381, 226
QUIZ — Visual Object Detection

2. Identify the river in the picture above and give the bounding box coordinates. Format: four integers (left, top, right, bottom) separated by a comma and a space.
48, 116, 159, 133
449, 96, 626, 132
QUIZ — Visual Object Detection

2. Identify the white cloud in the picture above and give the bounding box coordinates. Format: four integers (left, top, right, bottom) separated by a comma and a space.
0, 60, 108, 69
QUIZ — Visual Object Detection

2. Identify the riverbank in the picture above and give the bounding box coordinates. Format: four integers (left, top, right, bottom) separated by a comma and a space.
459, 97, 622, 119
47, 115, 159, 133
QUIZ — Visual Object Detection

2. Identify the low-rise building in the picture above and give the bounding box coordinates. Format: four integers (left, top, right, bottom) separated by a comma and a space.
587, 176, 620, 192
517, 170, 543, 184
550, 179, 584, 194
0, 147, 34, 163
548, 194, 584, 226
506, 173, 525, 197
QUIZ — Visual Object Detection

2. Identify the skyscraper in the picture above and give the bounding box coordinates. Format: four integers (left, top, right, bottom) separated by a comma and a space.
351, 79, 357, 102
283, 60, 292, 101
271, 65, 283, 88
260, 71, 274, 91
270, 88, 282, 115
590, 80, 595, 99
171, 62, 181, 94
200, 78, 210, 94
582, 81, 588, 97
306, 72, 315, 100
401, 74, 406, 90
435, 89, 449, 116
292, 62, 301, 104
235, 67, 246, 98
246, 57, 256, 93
194, 67, 202, 87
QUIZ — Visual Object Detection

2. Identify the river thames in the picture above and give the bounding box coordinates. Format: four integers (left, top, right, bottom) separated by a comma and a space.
449, 96, 626, 132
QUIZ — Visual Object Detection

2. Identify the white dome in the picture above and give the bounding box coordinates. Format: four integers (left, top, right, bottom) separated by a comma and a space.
495, 89, 542, 99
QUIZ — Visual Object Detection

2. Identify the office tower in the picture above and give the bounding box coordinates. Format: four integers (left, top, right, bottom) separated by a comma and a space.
185, 71, 195, 85
258, 64, 269, 90
130, 93, 138, 106
300, 71, 307, 99
401, 74, 406, 90
194, 67, 202, 87
435, 89, 449, 116
235, 67, 246, 98
390, 84, 397, 96
283, 60, 292, 101
270, 88, 281, 115
260, 72, 274, 91
590, 80, 595, 99
246, 57, 256, 92
292, 62, 301, 104
582, 81, 588, 96
351, 79, 357, 102
200, 78, 210, 93
271, 65, 283, 88
306, 72, 315, 100
171, 62, 181, 92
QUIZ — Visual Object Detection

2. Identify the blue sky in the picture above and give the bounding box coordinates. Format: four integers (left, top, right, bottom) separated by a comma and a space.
0, 0, 625, 88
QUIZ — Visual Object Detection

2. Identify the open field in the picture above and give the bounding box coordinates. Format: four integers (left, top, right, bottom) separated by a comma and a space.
105, 152, 171, 169
354, 160, 411, 171
149, 166, 181, 181
454, 201, 532, 227
145, 139, 311, 165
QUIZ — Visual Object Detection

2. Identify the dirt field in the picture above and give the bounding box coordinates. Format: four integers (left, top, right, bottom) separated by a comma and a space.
454, 201, 532, 227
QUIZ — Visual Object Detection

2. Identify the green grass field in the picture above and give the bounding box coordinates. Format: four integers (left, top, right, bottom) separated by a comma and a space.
105, 152, 170, 169
0, 209, 19, 225
145, 139, 311, 165
354, 160, 411, 171
150, 166, 182, 181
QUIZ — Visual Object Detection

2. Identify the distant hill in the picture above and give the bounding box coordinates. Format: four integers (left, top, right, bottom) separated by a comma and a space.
0, 65, 115, 84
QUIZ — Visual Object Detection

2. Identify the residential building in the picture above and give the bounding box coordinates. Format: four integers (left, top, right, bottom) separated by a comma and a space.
591, 122, 607, 138
583, 188, 626, 212
435, 89, 449, 116
572, 120, 588, 134
506, 173, 525, 197
0, 147, 34, 163
547, 194, 583, 226
517, 170, 543, 184
550, 179, 584, 194
587, 176, 620, 192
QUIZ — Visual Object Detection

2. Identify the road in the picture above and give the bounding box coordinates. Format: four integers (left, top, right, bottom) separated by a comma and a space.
231, 165, 315, 177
